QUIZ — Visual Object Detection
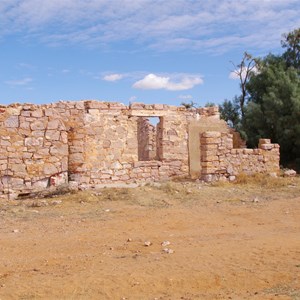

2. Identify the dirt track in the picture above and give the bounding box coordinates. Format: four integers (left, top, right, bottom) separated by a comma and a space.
0, 177, 300, 299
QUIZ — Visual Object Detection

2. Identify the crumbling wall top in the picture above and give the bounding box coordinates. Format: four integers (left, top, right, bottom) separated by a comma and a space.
0, 100, 220, 117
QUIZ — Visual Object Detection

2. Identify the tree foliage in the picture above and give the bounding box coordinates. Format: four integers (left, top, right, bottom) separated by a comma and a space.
220, 27, 300, 168
281, 28, 300, 70
219, 97, 240, 129
243, 55, 300, 163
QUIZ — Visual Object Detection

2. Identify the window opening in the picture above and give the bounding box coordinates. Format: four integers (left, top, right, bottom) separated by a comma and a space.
137, 116, 162, 161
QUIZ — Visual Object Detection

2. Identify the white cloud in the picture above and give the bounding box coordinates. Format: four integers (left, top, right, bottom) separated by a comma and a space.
18, 62, 35, 69
0, 1, 299, 53
129, 96, 137, 102
229, 66, 259, 81
133, 73, 203, 91
62, 69, 70, 74
178, 94, 193, 100
5, 77, 33, 86
103, 73, 124, 82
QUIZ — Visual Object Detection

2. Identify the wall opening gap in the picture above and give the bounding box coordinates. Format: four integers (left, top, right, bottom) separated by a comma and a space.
137, 116, 162, 161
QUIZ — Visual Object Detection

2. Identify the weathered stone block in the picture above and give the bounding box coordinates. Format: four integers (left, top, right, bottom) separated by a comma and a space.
260, 144, 274, 150
43, 163, 58, 175
4, 116, 19, 128
202, 131, 221, 138
30, 120, 46, 130
45, 130, 60, 140
25, 137, 43, 147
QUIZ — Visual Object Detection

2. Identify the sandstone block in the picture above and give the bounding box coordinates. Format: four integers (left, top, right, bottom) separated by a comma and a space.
284, 169, 297, 177
50, 144, 68, 156
4, 116, 19, 128
43, 163, 58, 175
130, 102, 145, 109
111, 161, 122, 169
47, 119, 61, 130
31, 109, 43, 118
32, 178, 49, 189
260, 144, 274, 150
202, 131, 221, 138
201, 137, 221, 144
45, 130, 60, 141
259, 139, 271, 145
153, 104, 164, 110
25, 137, 43, 147
30, 120, 46, 130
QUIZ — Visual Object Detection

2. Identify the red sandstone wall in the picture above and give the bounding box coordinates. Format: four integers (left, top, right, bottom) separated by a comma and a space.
200, 132, 280, 181
0, 100, 278, 197
0, 104, 68, 199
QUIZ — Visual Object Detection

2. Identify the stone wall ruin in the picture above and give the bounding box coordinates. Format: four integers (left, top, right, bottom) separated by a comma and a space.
0, 100, 280, 199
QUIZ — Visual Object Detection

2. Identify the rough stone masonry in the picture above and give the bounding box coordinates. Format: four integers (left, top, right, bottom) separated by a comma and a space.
0, 100, 280, 199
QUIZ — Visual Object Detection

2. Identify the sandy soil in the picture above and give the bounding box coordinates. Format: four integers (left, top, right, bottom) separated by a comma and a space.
0, 177, 300, 300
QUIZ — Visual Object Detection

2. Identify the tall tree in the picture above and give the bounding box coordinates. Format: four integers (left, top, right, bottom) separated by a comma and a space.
244, 54, 300, 164
230, 52, 258, 117
281, 28, 300, 70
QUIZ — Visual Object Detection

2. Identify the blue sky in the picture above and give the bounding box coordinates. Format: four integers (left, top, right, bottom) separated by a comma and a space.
1, 0, 300, 107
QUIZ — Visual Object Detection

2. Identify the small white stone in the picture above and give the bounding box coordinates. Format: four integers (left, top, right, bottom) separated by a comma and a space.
144, 241, 152, 247
161, 241, 171, 247
284, 169, 297, 177
163, 248, 174, 254
12, 229, 19, 233
51, 200, 62, 205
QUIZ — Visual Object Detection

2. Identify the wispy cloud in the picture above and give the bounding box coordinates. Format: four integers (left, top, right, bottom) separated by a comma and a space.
5, 77, 33, 86
18, 62, 35, 69
0, 1, 299, 53
103, 73, 124, 82
133, 73, 203, 91
178, 94, 193, 100
129, 96, 137, 102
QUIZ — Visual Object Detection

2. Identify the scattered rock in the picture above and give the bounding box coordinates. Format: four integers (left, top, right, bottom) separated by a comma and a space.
92, 192, 102, 196
68, 181, 79, 191
284, 169, 297, 177
144, 241, 152, 247
163, 248, 174, 254
229, 175, 236, 182
12, 229, 19, 233
51, 200, 62, 205
269, 172, 277, 178
127, 238, 132, 242
105, 209, 110, 212
253, 197, 259, 203
161, 241, 171, 247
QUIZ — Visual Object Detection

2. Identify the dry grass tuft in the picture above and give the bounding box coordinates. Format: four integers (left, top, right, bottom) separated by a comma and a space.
235, 173, 293, 188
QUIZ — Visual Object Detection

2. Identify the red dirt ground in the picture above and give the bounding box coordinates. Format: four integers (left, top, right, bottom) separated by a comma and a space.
0, 177, 300, 299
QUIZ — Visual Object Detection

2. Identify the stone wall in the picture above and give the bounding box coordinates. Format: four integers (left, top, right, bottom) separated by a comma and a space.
0, 100, 280, 199
200, 132, 280, 182
70, 101, 202, 189
0, 104, 68, 198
